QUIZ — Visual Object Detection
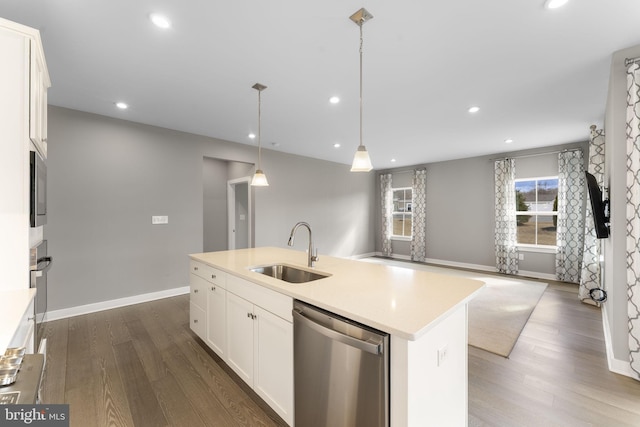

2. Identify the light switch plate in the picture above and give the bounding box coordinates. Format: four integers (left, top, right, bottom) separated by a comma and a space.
152, 215, 168, 225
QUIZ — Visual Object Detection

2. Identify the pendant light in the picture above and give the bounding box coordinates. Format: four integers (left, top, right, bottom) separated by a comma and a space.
251, 83, 269, 186
350, 8, 373, 172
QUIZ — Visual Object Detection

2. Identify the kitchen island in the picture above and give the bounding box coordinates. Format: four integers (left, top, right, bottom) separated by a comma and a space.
190, 247, 484, 426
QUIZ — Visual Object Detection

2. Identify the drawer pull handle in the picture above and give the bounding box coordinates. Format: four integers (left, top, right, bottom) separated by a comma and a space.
194, 266, 198, 271
194, 289, 198, 293
211, 286, 216, 291
212, 274, 216, 279
194, 319, 198, 323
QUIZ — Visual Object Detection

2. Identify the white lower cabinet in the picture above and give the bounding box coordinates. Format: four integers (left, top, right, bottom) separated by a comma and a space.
226, 292, 255, 384
189, 259, 293, 426
189, 275, 207, 340
206, 283, 226, 359
253, 305, 293, 423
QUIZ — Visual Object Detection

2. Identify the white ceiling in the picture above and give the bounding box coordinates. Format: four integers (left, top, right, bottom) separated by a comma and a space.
2, 1, 639, 169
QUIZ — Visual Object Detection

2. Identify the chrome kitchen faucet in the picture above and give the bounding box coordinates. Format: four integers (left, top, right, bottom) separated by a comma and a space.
287, 222, 318, 267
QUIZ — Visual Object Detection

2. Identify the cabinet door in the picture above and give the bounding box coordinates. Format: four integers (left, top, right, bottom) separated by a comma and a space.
190, 274, 207, 309
190, 302, 206, 339
29, 39, 48, 157
254, 306, 293, 426
226, 292, 254, 385
206, 284, 226, 359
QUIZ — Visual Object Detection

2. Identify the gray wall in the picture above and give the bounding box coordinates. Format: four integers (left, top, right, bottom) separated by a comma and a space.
604, 44, 640, 365
203, 157, 229, 252
375, 142, 587, 276
46, 106, 375, 311
202, 159, 253, 252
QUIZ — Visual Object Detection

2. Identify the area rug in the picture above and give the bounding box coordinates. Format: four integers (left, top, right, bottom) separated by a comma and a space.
361, 258, 548, 358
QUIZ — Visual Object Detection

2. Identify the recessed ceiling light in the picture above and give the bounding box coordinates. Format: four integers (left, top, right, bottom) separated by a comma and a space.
329, 96, 340, 104
150, 13, 171, 29
391, 158, 396, 163
468, 106, 480, 113
544, 0, 569, 9
505, 138, 514, 144
248, 133, 256, 139
115, 102, 128, 109
333, 143, 341, 148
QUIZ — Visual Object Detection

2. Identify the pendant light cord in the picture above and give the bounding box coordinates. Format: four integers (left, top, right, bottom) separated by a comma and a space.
359, 22, 364, 149
258, 89, 262, 169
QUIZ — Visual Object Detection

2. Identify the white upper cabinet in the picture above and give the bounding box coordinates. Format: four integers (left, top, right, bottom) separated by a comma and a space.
29, 38, 50, 158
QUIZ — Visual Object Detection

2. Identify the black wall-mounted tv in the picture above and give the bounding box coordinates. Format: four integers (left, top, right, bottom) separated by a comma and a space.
585, 171, 610, 239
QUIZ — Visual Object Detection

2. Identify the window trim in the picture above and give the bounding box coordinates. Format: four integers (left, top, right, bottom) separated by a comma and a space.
514, 175, 558, 248
391, 186, 413, 239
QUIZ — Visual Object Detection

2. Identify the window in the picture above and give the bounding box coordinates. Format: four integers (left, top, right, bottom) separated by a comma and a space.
515, 177, 558, 247
392, 187, 412, 239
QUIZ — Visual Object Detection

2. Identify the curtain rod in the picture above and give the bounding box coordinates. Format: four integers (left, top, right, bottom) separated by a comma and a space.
626, 56, 640, 67
378, 167, 426, 175
490, 147, 582, 162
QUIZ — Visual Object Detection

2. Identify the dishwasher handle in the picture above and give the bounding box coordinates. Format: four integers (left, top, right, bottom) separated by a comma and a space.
293, 308, 383, 355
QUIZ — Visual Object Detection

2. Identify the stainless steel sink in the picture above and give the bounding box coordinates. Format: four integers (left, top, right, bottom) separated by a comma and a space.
250, 264, 330, 284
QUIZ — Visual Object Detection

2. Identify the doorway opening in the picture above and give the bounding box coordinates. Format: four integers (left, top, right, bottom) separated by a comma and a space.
203, 157, 254, 252
228, 177, 251, 250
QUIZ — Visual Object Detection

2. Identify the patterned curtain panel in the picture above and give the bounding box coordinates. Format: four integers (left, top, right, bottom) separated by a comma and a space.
626, 62, 640, 378
380, 173, 393, 257
410, 169, 427, 262
579, 127, 605, 305
556, 150, 585, 283
494, 159, 518, 274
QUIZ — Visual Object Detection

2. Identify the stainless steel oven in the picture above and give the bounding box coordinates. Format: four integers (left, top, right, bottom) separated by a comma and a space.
30, 240, 52, 351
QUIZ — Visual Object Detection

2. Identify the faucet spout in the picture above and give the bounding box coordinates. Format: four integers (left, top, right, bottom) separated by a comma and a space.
288, 222, 318, 267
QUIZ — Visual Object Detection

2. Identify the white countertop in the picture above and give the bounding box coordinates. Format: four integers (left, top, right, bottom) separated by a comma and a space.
0, 288, 36, 354
190, 247, 484, 340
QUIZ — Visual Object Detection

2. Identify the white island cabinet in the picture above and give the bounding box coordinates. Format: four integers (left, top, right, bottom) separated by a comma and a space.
189, 260, 294, 426
190, 247, 484, 427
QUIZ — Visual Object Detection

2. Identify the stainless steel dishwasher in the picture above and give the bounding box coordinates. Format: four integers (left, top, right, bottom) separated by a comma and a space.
293, 300, 389, 427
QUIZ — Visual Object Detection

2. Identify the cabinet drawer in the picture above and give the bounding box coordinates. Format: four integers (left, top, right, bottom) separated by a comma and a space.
227, 275, 293, 322
190, 302, 206, 339
190, 260, 226, 288
190, 274, 207, 309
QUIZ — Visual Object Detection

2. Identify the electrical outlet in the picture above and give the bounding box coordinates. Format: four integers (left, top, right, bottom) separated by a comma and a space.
152, 215, 168, 225
518, 253, 525, 261
437, 344, 449, 367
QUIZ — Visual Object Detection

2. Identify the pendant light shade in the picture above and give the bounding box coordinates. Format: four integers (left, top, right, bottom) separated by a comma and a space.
350, 7, 373, 173
251, 83, 269, 186
351, 145, 373, 172
251, 169, 269, 186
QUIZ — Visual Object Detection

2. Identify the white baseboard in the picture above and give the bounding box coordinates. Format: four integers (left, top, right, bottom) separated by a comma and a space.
346, 252, 378, 260
601, 303, 639, 379
46, 286, 190, 321
372, 253, 556, 281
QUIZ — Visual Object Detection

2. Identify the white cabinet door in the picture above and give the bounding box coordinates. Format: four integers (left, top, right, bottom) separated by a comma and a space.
189, 302, 206, 339
254, 306, 294, 426
206, 283, 226, 359
226, 292, 254, 385
29, 38, 49, 157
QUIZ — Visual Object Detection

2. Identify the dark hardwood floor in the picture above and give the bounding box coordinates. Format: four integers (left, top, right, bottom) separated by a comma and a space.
40, 295, 287, 427
40, 282, 640, 426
